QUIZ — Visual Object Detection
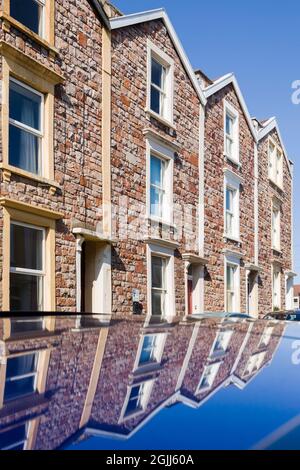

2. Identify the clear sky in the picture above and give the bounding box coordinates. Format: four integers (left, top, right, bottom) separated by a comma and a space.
112, 0, 300, 282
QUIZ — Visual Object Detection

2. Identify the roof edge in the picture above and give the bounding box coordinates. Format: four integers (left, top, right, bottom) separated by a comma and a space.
88, 0, 111, 30
258, 118, 293, 175
204, 73, 257, 141
110, 9, 207, 106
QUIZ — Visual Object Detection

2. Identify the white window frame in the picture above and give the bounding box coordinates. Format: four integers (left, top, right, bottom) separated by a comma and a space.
119, 379, 154, 422
4, 352, 39, 402
286, 276, 294, 311
146, 137, 174, 225
271, 200, 281, 251
197, 362, 222, 393
224, 169, 241, 241
146, 243, 175, 323
9, 77, 45, 176
224, 254, 241, 313
10, 220, 46, 312
224, 100, 240, 165
133, 333, 167, 372
259, 327, 274, 348
243, 351, 266, 377
210, 330, 233, 357
147, 40, 174, 125
272, 265, 281, 310
268, 137, 283, 189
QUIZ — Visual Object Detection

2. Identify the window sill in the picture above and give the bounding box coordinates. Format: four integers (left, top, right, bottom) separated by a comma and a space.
0, 12, 58, 57
224, 153, 241, 168
132, 362, 162, 377
223, 234, 242, 244
272, 247, 282, 255
0, 163, 61, 195
269, 177, 284, 192
147, 216, 176, 230
4, 330, 60, 343
122, 408, 146, 423
145, 108, 176, 130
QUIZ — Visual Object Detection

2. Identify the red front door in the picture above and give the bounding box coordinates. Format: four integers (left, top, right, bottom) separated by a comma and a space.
188, 277, 193, 315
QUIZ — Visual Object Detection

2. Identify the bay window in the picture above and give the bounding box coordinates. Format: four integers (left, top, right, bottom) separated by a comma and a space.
9, 78, 43, 175
10, 222, 45, 311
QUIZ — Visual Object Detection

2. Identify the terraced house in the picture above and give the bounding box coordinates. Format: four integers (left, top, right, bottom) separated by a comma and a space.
0, 0, 295, 326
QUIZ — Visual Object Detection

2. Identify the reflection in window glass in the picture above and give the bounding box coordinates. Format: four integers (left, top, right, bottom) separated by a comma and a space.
10, 0, 44, 36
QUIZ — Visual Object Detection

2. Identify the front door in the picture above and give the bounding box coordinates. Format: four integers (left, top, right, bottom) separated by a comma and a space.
247, 272, 258, 317
188, 275, 193, 315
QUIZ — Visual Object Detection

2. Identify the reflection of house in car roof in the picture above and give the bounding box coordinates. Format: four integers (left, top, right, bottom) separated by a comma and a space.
0, 316, 285, 449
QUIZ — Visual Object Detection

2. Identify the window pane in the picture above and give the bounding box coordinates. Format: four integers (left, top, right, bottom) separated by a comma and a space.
226, 114, 233, 135
125, 385, 143, 415
152, 290, 164, 317
11, 317, 44, 334
10, 0, 42, 35
10, 273, 43, 311
226, 266, 233, 290
6, 354, 36, 379
150, 86, 160, 114
150, 187, 161, 217
10, 80, 42, 131
9, 124, 40, 174
226, 212, 233, 235
151, 257, 164, 288
11, 224, 43, 270
226, 136, 233, 156
151, 59, 163, 88
4, 376, 35, 401
226, 189, 233, 211
150, 156, 162, 187
139, 335, 156, 364
0, 424, 27, 450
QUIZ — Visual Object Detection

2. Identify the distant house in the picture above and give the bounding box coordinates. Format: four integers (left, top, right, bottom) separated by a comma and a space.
293, 285, 300, 310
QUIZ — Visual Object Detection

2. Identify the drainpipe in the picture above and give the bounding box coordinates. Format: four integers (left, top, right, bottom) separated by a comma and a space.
76, 235, 84, 313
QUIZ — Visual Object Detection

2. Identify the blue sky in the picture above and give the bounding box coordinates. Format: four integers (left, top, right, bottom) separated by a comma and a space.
113, 0, 300, 282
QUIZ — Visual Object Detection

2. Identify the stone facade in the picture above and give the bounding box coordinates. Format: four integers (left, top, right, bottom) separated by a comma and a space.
257, 128, 293, 313
0, 0, 105, 313
203, 83, 256, 313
